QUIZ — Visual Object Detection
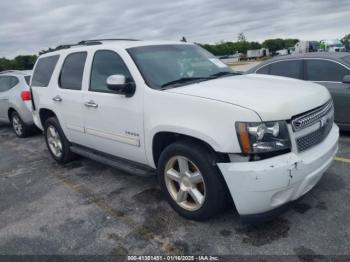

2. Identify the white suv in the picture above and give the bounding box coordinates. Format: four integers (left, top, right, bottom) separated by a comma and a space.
30, 39, 339, 221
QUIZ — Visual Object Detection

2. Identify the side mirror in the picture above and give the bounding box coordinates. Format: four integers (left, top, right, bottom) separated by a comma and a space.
342, 75, 350, 84
106, 75, 135, 97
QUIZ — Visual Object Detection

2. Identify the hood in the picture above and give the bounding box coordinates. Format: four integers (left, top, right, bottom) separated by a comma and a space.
165, 74, 331, 121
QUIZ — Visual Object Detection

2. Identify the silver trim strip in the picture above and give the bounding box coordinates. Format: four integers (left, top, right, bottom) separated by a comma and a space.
85, 127, 140, 147
66, 124, 85, 133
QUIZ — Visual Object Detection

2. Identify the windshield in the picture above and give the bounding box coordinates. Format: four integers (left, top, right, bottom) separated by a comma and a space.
343, 55, 350, 65
127, 44, 235, 89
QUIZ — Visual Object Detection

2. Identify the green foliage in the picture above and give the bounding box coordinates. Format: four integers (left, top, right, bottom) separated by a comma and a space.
342, 34, 350, 41
198, 41, 262, 56
262, 38, 299, 52
198, 38, 299, 56
0, 55, 37, 71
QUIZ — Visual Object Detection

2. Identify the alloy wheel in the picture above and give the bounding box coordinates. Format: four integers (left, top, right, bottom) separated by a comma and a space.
164, 156, 206, 211
47, 125, 63, 158
12, 115, 23, 136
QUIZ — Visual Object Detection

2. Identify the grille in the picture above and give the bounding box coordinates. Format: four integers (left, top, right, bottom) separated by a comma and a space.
295, 103, 334, 152
291, 100, 333, 131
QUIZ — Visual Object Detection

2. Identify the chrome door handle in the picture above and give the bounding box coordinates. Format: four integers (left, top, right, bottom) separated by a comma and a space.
84, 100, 98, 108
52, 95, 62, 102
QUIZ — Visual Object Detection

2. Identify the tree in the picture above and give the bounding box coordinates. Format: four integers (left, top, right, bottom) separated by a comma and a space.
262, 38, 299, 53
342, 34, 350, 42
0, 55, 37, 71
237, 32, 247, 42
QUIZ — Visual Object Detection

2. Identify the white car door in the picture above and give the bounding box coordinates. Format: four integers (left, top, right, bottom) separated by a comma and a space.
50, 52, 88, 144
82, 49, 146, 164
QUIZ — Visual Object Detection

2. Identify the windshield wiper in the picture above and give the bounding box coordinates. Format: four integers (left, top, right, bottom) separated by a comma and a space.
161, 77, 211, 89
209, 71, 240, 78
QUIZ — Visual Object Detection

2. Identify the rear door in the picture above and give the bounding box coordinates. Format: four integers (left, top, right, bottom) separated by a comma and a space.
305, 59, 350, 126
53, 52, 87, 144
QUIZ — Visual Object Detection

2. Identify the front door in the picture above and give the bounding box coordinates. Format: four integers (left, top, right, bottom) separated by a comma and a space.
82, 50, 146, 164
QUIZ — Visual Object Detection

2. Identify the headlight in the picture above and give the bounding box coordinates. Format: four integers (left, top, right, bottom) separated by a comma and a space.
235, 121, 291, 155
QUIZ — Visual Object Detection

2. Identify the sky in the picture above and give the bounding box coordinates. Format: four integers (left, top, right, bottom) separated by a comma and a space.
0, 0, 349, 58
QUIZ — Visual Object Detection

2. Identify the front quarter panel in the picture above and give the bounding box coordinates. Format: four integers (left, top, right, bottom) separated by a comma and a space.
144, 87, 261, 167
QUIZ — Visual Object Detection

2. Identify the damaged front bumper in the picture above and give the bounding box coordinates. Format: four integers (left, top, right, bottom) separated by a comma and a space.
217, 124, 339, 217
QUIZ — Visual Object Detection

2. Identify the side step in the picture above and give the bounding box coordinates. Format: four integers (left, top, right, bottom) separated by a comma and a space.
70, 145, 156, 177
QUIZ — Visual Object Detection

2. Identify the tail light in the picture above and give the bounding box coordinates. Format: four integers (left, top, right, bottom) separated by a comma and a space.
21, 91, 31, 101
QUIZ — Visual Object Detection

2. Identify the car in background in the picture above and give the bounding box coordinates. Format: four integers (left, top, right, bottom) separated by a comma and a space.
0, 70, 36, 137
247, 52, 350, 131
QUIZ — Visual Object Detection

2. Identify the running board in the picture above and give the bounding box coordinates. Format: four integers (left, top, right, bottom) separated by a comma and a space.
70, 145, 156, 177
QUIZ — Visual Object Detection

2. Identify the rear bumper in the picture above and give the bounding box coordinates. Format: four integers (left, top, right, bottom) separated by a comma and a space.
217, 124, 339, 216
11, 101, 34, 125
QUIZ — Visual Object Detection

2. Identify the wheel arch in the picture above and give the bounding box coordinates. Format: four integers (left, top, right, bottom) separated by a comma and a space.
39, 108, 57, 126
151, 131, 229, 168
7, 107, 17, 121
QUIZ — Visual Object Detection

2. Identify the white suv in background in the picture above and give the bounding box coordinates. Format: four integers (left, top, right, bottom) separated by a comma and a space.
0, 70, 35, 137
30, 39, 339, 222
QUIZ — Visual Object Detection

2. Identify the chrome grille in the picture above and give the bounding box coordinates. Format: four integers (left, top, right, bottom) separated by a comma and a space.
291, 100, 333, 131
293, 101, 334, 152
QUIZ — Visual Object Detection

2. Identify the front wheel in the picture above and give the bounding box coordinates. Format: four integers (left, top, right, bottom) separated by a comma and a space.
157, 140, 228, 221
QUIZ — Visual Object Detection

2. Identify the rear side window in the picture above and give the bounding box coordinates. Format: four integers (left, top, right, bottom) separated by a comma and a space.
32, 55, 59, 87
0, 76, 19, 92
59, 52, 87, 90
270, 60, 302, 79
306, 60, 350, 82
90, 50, 132, 93
256, 65, 269, 74
24, 75, 31, 85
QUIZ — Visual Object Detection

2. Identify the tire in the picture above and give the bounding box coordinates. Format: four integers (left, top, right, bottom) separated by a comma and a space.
11, 111, 30, 138
44, 117, 75, 164
157, 140, 228, 221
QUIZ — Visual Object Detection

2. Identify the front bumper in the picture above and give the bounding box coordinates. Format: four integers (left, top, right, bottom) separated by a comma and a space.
217, 124, 339, 216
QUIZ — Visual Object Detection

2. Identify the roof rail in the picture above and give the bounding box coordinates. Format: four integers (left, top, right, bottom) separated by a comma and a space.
78, 38, 139, 45
41, 38, 139, 54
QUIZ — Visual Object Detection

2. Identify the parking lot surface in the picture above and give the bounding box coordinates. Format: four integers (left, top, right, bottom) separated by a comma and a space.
0, 123, 349, 256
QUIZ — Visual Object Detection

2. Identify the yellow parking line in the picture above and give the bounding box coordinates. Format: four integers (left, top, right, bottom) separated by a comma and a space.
334, 157, 350, 164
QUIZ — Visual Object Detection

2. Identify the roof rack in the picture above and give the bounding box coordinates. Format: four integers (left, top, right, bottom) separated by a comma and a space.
41, 38, 139, 54
78, 38, 139, 45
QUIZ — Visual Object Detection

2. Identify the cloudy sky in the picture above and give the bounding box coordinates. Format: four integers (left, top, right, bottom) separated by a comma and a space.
0, 0, 349, 58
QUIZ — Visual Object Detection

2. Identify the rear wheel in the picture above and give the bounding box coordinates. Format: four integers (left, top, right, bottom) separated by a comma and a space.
44, 117, 75, 164
11, 111, 30, 138
158, 140, 228, 221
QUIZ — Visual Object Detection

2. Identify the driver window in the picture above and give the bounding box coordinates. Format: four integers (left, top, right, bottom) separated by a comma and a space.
90, 50, 132, 93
